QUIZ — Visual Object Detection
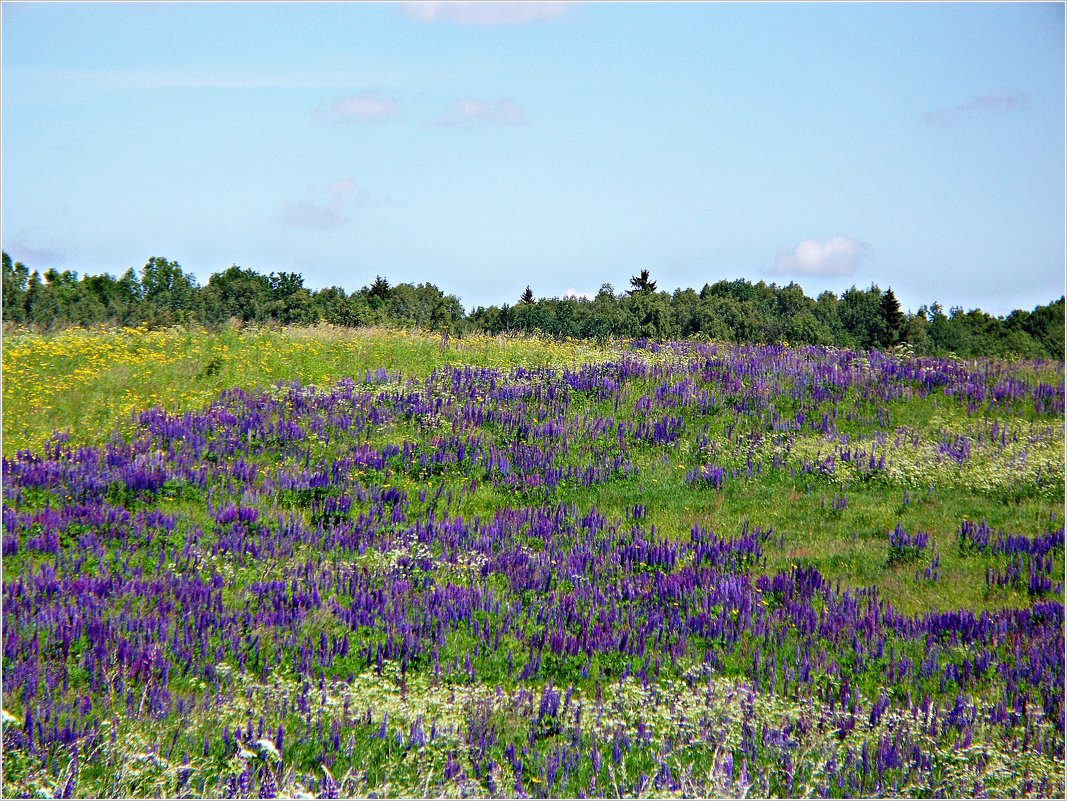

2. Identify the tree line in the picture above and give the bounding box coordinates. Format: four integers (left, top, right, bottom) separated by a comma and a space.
2, 253, 1063, 360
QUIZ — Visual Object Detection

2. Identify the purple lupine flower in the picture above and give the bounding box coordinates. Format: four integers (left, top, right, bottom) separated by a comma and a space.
236, 765, 250, 798
444, 751, 463, 780
259, 771, 278, 799
24, 707, 34, 751
320, 766, 339, 799
56, 771, 76, 800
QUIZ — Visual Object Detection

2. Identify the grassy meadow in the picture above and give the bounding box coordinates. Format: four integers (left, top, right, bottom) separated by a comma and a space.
1, 325, 614, 457
1, 324, 1064, 798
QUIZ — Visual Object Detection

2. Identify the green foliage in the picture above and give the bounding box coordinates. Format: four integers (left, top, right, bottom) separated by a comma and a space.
786, 310, 833, 346
2, 252, 1063, 360
839, 284, 885, 349
203, 265, 272, 324
2, 252, 29, 323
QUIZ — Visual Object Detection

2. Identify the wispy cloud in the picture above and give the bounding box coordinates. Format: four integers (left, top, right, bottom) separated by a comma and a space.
433, 98, 528, 127
563, 288, 595, 300
2, 238, 65, 268
312, 91, 399, 123
53, 139, 83, 158
773, 236, 865, 277
31, 67, 361, 91
924, 89, 1029, 126
279, 179, 364, 230
401, 2, 571, 26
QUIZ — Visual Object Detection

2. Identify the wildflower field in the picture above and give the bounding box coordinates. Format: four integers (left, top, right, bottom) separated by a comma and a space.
1, 326, 1064, 798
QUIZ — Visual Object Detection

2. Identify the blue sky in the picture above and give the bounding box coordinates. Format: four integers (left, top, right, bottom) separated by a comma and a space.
2, 1, 1063, 315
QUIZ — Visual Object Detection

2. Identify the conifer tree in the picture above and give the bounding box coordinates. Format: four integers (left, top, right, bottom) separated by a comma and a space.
627, 269, 657, 296
881, 287, 905, 347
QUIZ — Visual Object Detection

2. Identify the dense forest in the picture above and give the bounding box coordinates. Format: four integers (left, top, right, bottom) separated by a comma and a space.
2, 252, 1063, 359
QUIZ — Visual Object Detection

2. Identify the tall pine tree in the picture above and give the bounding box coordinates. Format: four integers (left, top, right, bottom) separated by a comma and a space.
880, 288, 905, 347
627, 269, 657, 296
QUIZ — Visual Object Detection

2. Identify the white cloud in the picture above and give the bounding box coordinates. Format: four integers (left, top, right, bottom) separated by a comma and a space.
434, 98, 528, 127
2, 238, 65, 268
924, 89, 1029, 126
279, 179, 364, 231
313, 91, 398, 123
563, 288, 595, 300
773, 236, 865, 277
401, 2, 571, 26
